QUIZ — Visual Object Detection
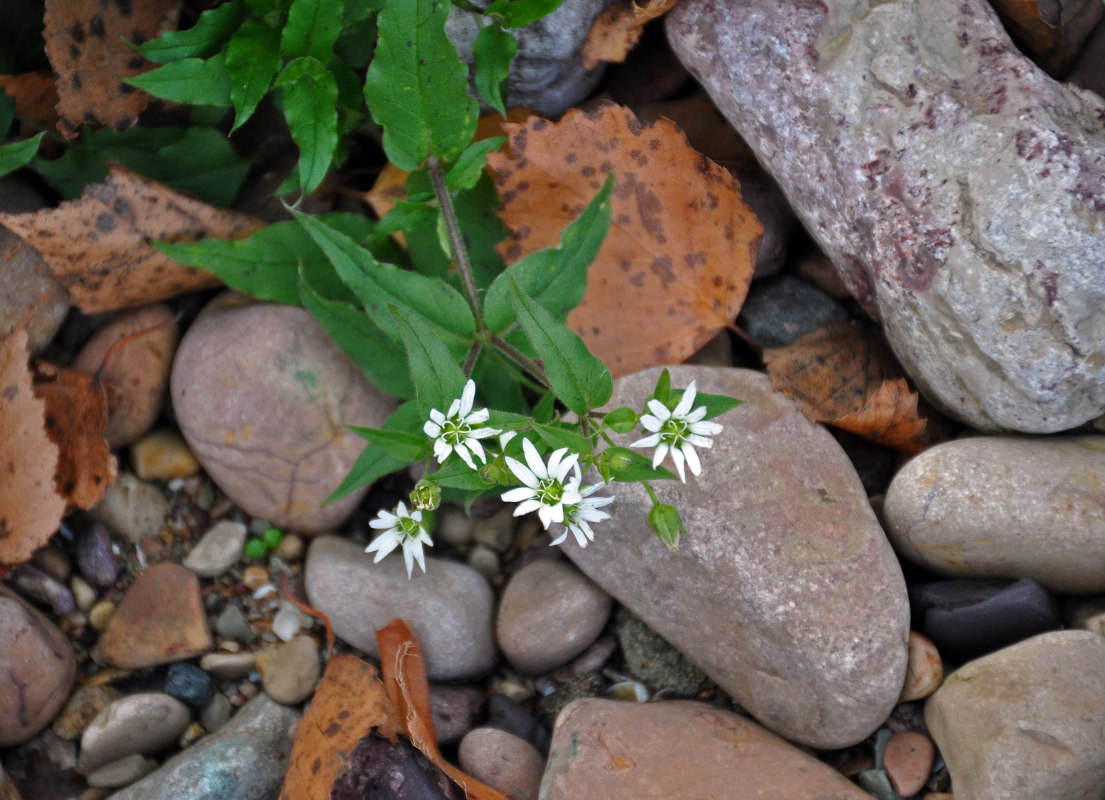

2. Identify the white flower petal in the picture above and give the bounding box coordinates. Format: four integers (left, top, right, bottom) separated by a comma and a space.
446, 398, 461, 419
684, 406, 708, 423
402, 545, 415, 577
630, 433, 660, 448
514, 498, 544, 518
522, 438, 548, 480
466, 438, 487, 464
545, 447, 565, 480
456, 445, 477, 471
502, 486, 538, 503
468, 425, 498, 439
689, 420, 723, 435
537, 505, 555, 528
433, 438, 452, 463
459, 379, 476, 417
673, 381, 697, 417
670, 446, 687, 482
424, 420, 441, 437
686, 433, 714, 448
467, 408, 491, 424
646, 398, 672, 420
652, 442, 669, 469
683, 442, 701, 476
429, 409, 446, 425
555, 451, 580, 482
504, 456, 539, 488
639, 414, 663, 432
549, 529, 569, 546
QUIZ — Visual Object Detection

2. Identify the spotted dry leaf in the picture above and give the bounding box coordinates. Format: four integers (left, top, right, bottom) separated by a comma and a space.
0, 164, 264, 314
0, 328, 66, 569
488, 102, 762, 377
581, 0, 680, 69
44, 0, 179, 138
0, 71, 61, 131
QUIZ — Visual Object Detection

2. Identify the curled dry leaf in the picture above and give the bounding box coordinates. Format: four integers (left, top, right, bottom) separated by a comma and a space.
0, 164, 264, 314
488, 102, 762, 377
0, 328, 66, 570
581, 0, 680, 69
0, 71, 61, 131
43, 0, 179, 138
763, 320, 929, 454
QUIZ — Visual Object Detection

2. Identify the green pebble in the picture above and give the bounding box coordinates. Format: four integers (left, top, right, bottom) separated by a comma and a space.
262, 527, 283, 548
244, 539, 268, 560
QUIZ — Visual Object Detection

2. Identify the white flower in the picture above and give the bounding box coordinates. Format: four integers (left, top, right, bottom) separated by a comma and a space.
631, 380, 723, 482
552, 467, 614, 548
423, 380, 500, 470
501, 438, 583, 528
366, 501, 434, 577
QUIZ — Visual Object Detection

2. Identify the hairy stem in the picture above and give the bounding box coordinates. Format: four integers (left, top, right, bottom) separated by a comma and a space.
490, 335, 552, 390
463, 340, 482, 377
427, 154, 483, 323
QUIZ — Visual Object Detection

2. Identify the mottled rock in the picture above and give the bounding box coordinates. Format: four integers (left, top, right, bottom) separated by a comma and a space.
738, 274, 849, 349
496, 559, 611, 675
565, 365, 909, 749
75, 523, 119, 589
884, 436, 1105, 592
305, 535, 497, 680
91, 472, 169, 544
130, 429, 200, 481
899, 631, 943, 703
170, 302, 395, 532
6, 564, 74, 614
71, 304, 179, 448
667, 0, 1105, 432
615, 608, 707, 697
541, 699, 868, 799
925, 630, 1105, 800
329, 735, 462, 800
107, 693, 299, 800
52, 685, 122, 740
429, 685, 483, 745
182, 521, 247, 579
165, 663, 215, 709
77, 693, 190, 774
447, 0, 615, 116
97, 562, 213, 669
458, 728, 544, 800
0, 586, 77, 746
883, 731, 935, 797
256, 634, 320, 705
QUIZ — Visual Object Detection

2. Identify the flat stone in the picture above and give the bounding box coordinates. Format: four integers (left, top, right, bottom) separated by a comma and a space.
883, 731, 935, 796
429, 685, 483, 746
541, 698, 868, 799
170, 302, 395, 532
201, 652, 256, 681
183, 521, 247, 579
899, 631, 943, 703
305, 535, 497, 681
738, 274, 849, 349
496, 559, 612, 675
91, 472, 169, 544
72, 304, 179, 448
256, 634, 320, 705
884, 436, 1105, 592
85, 754, 158, 789
106, 693, 299, 800
458, 728, 544, 800
925, 630, 1105, 800
564, 365, 909, 748
0, 586, 77, 746
77, 693, 191, 774
97, 562, 213, 669
130, 429, 200, 482
667, 0, 1105, 432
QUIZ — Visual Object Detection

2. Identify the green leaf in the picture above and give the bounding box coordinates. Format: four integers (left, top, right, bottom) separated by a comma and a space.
275, 56, 339, 194
472, 25, 515, 115
473, 350, 530, 415
602, 407, 638, 434
364, 0, 478, 169
135, 0, 246, 63
391, 305, 467, 419
282, 0, 344, 61
510, 281, 612, 416
674, 390, 744, 420
652, 368, 672, 406
600, 447, 676, 482
445, 136, 505, 191
299, 262, 414, 397
126, 55, 232, 105
426, 459, 498, 491
225, 18, 282, 131
486, 174, 612, 332
532, 390, 555, 423
484, 0, 564, 27
0, 133, 43, 178
530, 423, 592, 459
328, 401, 422, 501
347, 425, 428, 462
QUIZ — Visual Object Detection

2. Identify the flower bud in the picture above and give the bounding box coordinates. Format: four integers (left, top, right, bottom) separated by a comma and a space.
648, 503, 684, 550
410, 480, 441, 511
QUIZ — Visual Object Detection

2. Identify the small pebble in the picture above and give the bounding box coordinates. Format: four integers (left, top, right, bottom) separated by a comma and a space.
486, 693, 550, 754
199, 652, 256, 680
491, 674, 533, 704
177, 721, 205, 748
272, 533, 304, 562
77, 693, 191, 774
130, 429, 200, 481
70, 576, 97, 612
568, 635, 616, 675
165, 662, 215, 709
256, 634, 321, 705
199, 693, 233, 733
182, 520, 247, 579
85, 754, 157, 789
437, 506, 476, 546
32, 544, 72, 583
459, 728, 544, 800
430, 685, 483, 745
900, 631, 943, 702
467, 544, 501, 578
214, 605, 255, 643
472, 506, 516, 553
1071, 597, 1105, 638
52, 685, 122, 740
238, 681, 258, 701
75, 523, 119, 589
883, 732, 936, 796
91, 472, 169, 544
242, 565, 269, 591
272, 600, 313, 642
88, 601, 115, 632
8, 564, 75, 614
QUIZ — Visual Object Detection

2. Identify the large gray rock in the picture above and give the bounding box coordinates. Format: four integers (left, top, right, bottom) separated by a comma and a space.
563, 365, 909, 749
107, 693, 299, 800
925, 631, 1105, 800
884, 436, 1105, 593
667, 0, 1105, 433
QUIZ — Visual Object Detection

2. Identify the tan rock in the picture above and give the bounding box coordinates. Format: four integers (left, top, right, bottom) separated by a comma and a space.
78, 693, 190, 773
98, 563, 212, 669
256, 635, 320, 705
129, 430, 199, 481
91, 472, 169, 544
52, 685, 122, 740
458, 728, 544, 800
541, 698, 868, 799
900, 631, 943, 702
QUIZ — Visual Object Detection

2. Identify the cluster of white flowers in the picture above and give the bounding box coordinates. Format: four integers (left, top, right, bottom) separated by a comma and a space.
366, 378, 722, 576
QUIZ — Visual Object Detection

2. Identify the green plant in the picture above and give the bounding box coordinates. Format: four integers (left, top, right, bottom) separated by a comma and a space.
244, 525, 284, 559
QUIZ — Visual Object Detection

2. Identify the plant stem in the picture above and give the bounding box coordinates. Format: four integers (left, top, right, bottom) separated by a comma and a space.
427, 154, 483, 323
643, 481, 660, 507
463, 340, 482, 377
490, 335, 552, 390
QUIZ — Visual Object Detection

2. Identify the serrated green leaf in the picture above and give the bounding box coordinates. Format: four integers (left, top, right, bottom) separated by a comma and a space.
601, 446, 676, 482
275, 56, 338, 193
347, 425, 427, 462
484, 0, 564, 27
135, 0, 246, 63
226, 18, 282, 131
299, 262, 414, 397
126, 55, 232, 105
472, 25, 515, 115
510, 280, 612, 416
391, 305, 466, 419
0, 133, 43, 178
282, 0, 344, 61
445, 136, 505, 190
328, 401, 421, 501
364, 0, 478, 169
486, 174, 612, 332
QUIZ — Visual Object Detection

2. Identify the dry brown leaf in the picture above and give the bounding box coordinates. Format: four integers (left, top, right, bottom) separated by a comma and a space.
280, 655, 401, 800
377, 619, 513, 800
32, 362, 116, 510
0, 329, 66, 570
0, 164, 264, 314
581, 0, 680, 69
0, 71, 61, 131
763, 320, 929, 454
488, 102, 762, 378
43, 0, 179, 138
635, 94, 758, 172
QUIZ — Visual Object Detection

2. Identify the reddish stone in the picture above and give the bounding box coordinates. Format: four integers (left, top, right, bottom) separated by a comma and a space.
883, 732, 935, 796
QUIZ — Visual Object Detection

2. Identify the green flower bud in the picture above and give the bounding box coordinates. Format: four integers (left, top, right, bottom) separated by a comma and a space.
410, 479, 441, 511
648, 503, 684, 550
262, 526, 283, 549
243, 539, 268, 560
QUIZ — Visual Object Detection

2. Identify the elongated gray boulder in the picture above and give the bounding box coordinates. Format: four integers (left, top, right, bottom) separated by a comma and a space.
667, 0, 1105, 433
562, 366, 909, 749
